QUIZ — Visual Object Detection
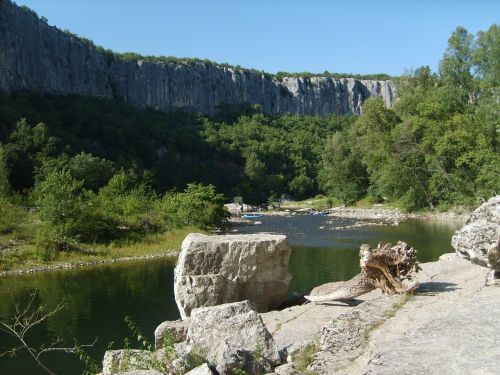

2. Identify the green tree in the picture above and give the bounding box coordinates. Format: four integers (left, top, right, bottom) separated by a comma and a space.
36, 152, 115, 192
439, 26, 475, 90
319, 133, 367, 205
0, 144, 10, 197
473, 24, 499, 89
3, 119, 57, 190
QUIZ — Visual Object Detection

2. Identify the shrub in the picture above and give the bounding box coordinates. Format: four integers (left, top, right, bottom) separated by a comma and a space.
35, 169, 112, 243
0, 196, 26, 235
162, 184, 229, 230
35, 224, 81, 260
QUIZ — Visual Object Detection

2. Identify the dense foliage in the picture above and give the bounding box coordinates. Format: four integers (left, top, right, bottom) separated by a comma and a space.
0, 95, 350, 203
320, 25, 499, 210
0, 91, 346, 257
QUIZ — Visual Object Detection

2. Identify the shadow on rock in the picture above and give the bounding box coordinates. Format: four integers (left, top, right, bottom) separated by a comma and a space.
417, 281, 458, 295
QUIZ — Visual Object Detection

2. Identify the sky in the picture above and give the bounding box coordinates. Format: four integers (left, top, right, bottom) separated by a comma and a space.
13, 0, 499, 76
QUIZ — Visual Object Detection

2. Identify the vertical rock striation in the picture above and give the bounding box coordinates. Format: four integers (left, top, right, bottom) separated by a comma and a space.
0, 0, 396, 115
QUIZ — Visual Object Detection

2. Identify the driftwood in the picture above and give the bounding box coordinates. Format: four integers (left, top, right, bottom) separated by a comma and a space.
305, 241, 421, 303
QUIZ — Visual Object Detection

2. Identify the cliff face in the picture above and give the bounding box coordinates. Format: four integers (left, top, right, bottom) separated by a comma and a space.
0, 0, 396, 116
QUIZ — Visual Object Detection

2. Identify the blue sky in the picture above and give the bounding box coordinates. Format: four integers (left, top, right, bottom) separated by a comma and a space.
14, 0, 499, 76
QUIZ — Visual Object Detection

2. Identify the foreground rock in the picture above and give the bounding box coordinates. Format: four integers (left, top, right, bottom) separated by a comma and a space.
184, 363, 214, 374
154, 319, 190, 349
452, 195, 500, 273
174, 233, 292, 319
187, 301, 281, 374
337, 254, 500, 375
264, 254, 499, 374
102, 350, 154, 375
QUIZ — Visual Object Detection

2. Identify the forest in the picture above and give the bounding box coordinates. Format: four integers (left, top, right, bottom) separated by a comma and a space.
0, 24, 498, 268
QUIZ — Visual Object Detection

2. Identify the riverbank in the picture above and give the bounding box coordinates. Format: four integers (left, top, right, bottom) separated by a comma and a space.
1, 204, 467, 276
0, 227, 198, 276
264, 253, 499, 374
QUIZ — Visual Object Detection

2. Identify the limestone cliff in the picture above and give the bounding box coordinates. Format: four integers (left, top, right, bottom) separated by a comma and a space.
0, 0, 396, 116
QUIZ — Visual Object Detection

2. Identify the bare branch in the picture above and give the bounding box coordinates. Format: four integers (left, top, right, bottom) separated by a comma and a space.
0, 291, 96, 375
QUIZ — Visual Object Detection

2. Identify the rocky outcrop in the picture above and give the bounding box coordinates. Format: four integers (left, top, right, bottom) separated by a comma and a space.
0, 0, 396, 116
174, 233, 292, 319
186, 301, 282, 374
452, 195, 500, 273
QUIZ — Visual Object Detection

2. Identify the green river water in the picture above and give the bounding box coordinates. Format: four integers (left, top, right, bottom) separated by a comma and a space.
0, 215, 460, 374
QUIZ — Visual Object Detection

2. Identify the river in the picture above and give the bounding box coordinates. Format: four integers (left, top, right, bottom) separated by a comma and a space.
0, 215, 460, 374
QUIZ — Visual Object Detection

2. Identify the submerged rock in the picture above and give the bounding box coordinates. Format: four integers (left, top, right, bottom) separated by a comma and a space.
452, 195, 500, 273
186, 301, 282, 375
174, 233, 292, 319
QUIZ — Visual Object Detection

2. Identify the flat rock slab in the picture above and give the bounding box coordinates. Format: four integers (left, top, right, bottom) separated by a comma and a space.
343, 255, 500, 375
261, 288, 389, 350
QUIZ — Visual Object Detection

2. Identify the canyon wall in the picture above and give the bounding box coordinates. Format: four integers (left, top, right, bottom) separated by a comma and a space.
0, 0, 396, 116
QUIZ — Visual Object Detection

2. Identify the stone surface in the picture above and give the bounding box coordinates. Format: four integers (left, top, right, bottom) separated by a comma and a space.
174, 233, 292, 319
184, 363, 214, 375
154, 319, 190, 349
317, 256, 499, 375
187, 301, 281, 374
116, 372, 163, 375
452, 195, 500, 272
0, 1, 396, 117
102, 350, 153, 375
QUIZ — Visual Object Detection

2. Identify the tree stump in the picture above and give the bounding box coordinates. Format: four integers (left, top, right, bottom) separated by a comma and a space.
305, 241, 421, 303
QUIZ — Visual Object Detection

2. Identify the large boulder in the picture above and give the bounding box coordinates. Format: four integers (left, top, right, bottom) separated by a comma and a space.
186, 301, 282, 374
174, 233, 292, 319
452, 196, 500, 273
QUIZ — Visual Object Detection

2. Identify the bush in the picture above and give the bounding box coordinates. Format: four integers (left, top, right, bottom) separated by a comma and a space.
162, 184, 229, 230
0, 196, 26, 234
35, 169, 111, 243
35, 224, 81, 260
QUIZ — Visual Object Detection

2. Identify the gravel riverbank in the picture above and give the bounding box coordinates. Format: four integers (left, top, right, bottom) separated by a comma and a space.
0, 251, 179, 277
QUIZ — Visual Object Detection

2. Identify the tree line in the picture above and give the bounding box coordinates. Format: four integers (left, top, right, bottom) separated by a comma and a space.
320, 25, 499, 210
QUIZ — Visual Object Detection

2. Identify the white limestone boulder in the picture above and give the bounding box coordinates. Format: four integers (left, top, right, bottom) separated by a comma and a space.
174, 233, 292, 319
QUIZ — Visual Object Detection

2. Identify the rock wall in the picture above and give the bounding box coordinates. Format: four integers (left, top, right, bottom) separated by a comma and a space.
0, 0, 396, 116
